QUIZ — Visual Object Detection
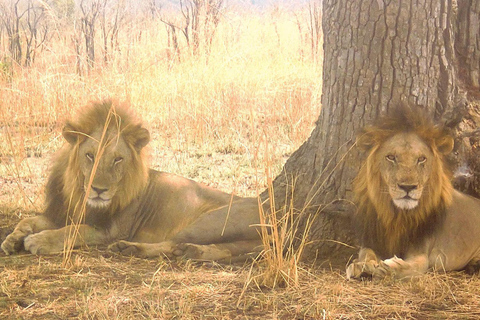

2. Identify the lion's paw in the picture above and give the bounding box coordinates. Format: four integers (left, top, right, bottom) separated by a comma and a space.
383, 256, 405, 268
1, 224, 35, 255
2, 233, 24, 255
173, 243, 231, 261
346, 260, 379, 280
371, 260, 393, 279
24, 230, 64, 254
376, 256, 423, 279
108, 240, 144, 256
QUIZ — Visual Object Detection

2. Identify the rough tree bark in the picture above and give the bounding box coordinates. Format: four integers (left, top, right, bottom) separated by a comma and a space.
267, 0, 480, 262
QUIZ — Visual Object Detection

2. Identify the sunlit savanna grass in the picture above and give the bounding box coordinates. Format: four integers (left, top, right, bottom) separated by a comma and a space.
0, 5, 321, 212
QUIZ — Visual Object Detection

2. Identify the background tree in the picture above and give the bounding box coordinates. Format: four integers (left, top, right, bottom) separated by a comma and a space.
0, 0, 50, 67
268, 0, 480, 262
99, 0, 126, 64
23, 0, 50, 66
159, 0, 224, 62
294, 0, 322, 63
74, 0, 104, 74
0, 0, 25, 64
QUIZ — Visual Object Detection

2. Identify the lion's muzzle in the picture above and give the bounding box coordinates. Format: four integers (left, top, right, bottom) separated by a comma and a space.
391, 184, 421, 210
87, 186, 113, 208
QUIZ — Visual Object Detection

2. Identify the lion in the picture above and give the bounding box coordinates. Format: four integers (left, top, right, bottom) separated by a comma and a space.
1, 100, 262, 261
346, 106, 480, 280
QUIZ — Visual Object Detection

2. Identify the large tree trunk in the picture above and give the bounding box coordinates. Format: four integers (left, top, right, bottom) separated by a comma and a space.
268, 0, 480, 262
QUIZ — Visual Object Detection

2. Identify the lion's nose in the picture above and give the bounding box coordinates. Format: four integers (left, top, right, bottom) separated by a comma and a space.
92, 186, 108, 195
398, 184, 418, 193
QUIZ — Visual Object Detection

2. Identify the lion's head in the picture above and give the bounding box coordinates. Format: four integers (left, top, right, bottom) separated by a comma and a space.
61, 100, 150, 213
354, 106, 454, 256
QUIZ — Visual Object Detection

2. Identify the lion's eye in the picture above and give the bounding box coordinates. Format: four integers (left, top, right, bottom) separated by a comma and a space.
114, 157, 123, 165
86, 153, 94, 161
418, 156, 427, 164
385, 155, 396, 162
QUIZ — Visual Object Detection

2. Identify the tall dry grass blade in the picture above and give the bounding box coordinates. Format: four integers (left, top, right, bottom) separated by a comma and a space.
244, 133, 315, 290
62, 105, 118, 268
221, 191, 236, 236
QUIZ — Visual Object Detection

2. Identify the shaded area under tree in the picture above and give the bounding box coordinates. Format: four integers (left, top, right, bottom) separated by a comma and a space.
265, 0, 480, 263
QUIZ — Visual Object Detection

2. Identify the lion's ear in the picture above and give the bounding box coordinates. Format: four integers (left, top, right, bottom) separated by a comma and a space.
62, 122, 83, 145
436, 135, 454, 155
135, 127, 150, 151
126, 125, 150, 151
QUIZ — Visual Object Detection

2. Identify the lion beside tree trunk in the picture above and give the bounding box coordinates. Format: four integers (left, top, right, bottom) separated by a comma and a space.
347, 105, 480, 280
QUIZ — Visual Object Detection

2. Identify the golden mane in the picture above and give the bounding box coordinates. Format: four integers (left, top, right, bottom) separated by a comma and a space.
60, 100, 149, 216
353, 106, 454, 257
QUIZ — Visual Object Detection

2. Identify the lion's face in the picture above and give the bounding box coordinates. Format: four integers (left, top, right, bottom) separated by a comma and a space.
62, 101, 150, 212
78, 129, 133, 209
375, 133, 434, 210
354, 106, 455, 256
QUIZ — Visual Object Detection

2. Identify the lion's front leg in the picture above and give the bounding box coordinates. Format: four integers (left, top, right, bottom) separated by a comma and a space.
346, 247, 381, 279
374, 255, 429, 279
347, 247, 430, 280
24, 229, 66, 254
23, 224, 110, 255
1, 215, 56, 255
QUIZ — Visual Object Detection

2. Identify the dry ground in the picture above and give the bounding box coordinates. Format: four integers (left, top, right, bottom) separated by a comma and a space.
2, 128, 480, 319
2, 241, 480, 319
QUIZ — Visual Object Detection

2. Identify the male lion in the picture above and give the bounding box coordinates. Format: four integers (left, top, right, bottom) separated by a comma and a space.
346, 106, 480, 279
1, 100, 262, 261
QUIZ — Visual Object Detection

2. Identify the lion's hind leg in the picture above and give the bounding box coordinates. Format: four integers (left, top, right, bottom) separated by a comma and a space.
108, 239, 263, 261
108, 240, 177, 258
174, 240, 263, 261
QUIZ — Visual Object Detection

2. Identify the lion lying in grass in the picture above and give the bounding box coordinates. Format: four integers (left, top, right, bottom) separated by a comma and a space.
347, 106, 480, 279
1, 100, 262, 261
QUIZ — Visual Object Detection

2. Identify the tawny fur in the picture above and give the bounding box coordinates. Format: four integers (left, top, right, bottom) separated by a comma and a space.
1, 100, 262, 260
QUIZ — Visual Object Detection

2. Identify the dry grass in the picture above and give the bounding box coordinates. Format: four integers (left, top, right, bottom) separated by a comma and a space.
2, 2, 480, 319
245, 151, 312, 290
0, 5, 321, 202
2, 252, 480, 319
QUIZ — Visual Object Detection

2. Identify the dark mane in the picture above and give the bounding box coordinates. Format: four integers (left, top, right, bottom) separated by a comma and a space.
357, 104, 451, 154
354, 104, 454, 258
